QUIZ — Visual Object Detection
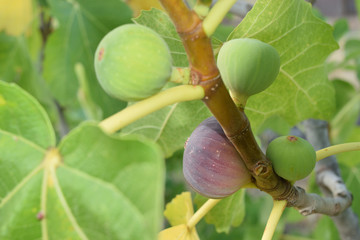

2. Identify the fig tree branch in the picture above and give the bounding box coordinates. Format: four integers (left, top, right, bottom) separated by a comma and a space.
288, 186, 352, 216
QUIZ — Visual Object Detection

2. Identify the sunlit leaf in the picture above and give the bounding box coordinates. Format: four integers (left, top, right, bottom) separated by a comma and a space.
0, 82, 165, 239
158, 224, 199, 240
164, 192, 194, 226
0, 0, 33, 36
0, 81, 55, 148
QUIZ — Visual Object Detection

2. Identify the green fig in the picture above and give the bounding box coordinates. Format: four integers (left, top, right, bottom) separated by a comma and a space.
217, 38, 280, 107
94, 24, 172, 102
266, 136, 316, 181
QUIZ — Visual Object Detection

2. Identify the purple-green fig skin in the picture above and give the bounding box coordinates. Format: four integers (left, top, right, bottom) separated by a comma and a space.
183, 117, 252, 199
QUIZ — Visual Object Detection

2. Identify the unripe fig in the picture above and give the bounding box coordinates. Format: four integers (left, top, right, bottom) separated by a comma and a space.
94, 24, 172, 102
266, 136, 316, 181
217, 38, 280, 106
183, 117, 252, 198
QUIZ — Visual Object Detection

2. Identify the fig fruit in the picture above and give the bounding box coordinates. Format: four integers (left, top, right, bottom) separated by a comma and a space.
217, 38, 280, 106
94, 24, 172, 102
183, 117, 252, 198
266, 136, 316, 181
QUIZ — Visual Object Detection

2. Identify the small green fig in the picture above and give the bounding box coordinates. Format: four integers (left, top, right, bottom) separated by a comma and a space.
94, 24, 172, 102
217, 38, 280, 106
266, 136, 316, 181
183, 117, 252, 198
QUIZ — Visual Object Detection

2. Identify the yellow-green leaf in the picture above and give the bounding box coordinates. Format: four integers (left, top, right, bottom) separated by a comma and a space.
164, 192, 194, 226
158, 224, 199, 240
0, 0, 33, 36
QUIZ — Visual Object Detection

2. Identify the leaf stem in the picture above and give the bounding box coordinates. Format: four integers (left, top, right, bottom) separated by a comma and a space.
262, 200, 287, 240
187, 199, 221, 229
99, 85, 205, 134
202, 0, 238, 37
316, 142, 360, 161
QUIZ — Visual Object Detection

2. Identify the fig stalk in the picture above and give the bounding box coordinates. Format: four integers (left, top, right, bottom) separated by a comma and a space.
99, 85, 204, 133
187, 199, 221, 229
316, 142, 360, 161
262, 200, 287, 240
202, 0, 237, 36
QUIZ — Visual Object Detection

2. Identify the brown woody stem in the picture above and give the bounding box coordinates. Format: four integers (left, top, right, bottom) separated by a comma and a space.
159, 0, 293, 200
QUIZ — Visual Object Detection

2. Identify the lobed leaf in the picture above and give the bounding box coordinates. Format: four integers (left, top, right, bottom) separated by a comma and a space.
164, 192, 194, 226
55, 123, 165, 239
0, 82, 165, 239
0, 81, 55, 148
158, 224, 199, 240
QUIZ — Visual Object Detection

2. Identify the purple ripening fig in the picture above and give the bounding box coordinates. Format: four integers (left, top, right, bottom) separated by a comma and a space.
183, 116, 252, 199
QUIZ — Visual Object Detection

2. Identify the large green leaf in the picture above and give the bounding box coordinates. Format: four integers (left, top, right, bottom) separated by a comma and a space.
43, 0, 132, 117
0, 81, 55, 148
56, 123, 165, 239
0, 124, 165, 239
194, 190, 246, 233
121, 94, 211, 157
228, 0, 338, 131
0, 83, 165, 239
0, 81, 53, 239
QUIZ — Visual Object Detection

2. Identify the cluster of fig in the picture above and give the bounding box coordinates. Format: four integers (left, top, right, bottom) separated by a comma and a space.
94, 24, 172, 102
182, 38, 316, 198
93, 24, 317, 198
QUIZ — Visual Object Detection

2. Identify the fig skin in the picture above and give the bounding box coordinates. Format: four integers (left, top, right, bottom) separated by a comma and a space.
217, 38, 280, 101
94, 24, 172, 102
183, 117, 252, 199
266, 135, 316, 181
